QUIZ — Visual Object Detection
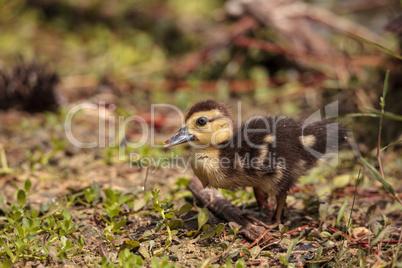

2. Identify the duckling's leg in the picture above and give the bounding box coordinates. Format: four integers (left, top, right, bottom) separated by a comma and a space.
253, 187, 270, 211
268, 193, 287, 228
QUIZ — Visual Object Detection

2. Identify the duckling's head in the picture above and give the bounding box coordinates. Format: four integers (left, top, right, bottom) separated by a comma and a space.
164, 100, 233, 148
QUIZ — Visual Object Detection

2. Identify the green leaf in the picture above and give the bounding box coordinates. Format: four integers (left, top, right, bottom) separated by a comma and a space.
200, 224, 216, 240
42, 244, 49, 255
123, 239, 140, 250
235, 258, 245, 268
24, 179, 31, 192
62, 209, 71, 220
261, 252, 272, 257
17, 190, 26, 206
226, 258, 232, 268
0, 238, 14, 260
151, 256, 159, 268
109, 208, 120, 218
383, 70, 389, 101
371, 226, 390, 246
285, 235, 300, 261
359, 157, 397, 198
64, 240, 74, 252
15, 243, 28, 258
242, 248, 251, 257
1, 259, 12, 268
119, 195, 131, 205
64, 220, 74, 231
153, 203, 162, 213
113, 220, 127, 231
151, 190, 160, 201
155, 220, 165, 232
185, 230, 197, 237
104, 189, 116, 203
197, 208, 209, 231
228, 222, 241, 235
336, 199, 349, 227
345, 32, 402, 60
175, 177, 191, 188
381, 139, 402, 151
168, 219, 184, 229
178, 203, 192, 216
363, 108, 402, 121
165, 211, 175, 219
279, 255, 288, 266
78, 235, 84, 250
14, 225, 21, 237
215, 223, 225, 236
349, 110, 402, 121
60, 236, 68, 247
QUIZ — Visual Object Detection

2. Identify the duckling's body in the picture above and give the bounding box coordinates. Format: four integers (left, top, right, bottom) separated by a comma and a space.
165, 100, 347, 225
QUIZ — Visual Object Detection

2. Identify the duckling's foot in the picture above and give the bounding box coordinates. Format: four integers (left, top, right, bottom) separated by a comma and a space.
243, 213, 281, 230
265, 221, 280, 229
243, 213, 271, 229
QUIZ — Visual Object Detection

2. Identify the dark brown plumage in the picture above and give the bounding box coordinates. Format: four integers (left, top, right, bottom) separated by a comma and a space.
185, 99, 231, 121
166, 100, 348, 226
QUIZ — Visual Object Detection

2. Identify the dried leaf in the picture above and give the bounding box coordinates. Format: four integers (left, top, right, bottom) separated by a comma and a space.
133, 199, 146, 212
352, 227, 371, 239
250, 245, 261, 258
138, 244, 150, 259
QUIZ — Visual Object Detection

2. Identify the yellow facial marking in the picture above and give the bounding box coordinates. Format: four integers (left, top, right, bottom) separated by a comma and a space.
300, 135, 316, 147
186, 109, 233, 146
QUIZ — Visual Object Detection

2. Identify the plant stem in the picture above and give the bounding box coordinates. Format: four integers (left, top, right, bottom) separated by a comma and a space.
376, 113, 384, 178
377, 70, 389, 178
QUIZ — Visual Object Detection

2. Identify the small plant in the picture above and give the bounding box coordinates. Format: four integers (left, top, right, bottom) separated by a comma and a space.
101, 248, 143, 268
101, 189, 133, 237
151, 189, 184, 254
0, 180, 85, 264
24, 139, 67, 171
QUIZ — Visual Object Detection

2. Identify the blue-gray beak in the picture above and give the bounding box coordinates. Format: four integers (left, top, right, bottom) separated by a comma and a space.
164, 125, 195, 147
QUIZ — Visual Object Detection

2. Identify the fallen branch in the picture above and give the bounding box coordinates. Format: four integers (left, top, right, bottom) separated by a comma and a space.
187, 178, 272, 242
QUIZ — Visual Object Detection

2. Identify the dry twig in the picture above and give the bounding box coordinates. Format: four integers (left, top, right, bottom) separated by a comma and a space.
187, 178, 272, 242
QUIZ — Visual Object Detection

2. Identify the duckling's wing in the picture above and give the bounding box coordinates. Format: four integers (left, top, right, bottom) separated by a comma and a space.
254, 166, 276, 175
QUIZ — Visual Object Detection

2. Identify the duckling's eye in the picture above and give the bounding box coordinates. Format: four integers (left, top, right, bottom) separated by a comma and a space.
196, 117, 208, 126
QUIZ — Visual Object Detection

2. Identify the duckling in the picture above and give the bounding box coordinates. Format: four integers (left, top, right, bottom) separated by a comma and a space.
164, 100, 347, 226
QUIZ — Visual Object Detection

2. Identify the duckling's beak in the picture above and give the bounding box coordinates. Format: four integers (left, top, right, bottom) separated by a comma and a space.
164, 125, 195, 147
